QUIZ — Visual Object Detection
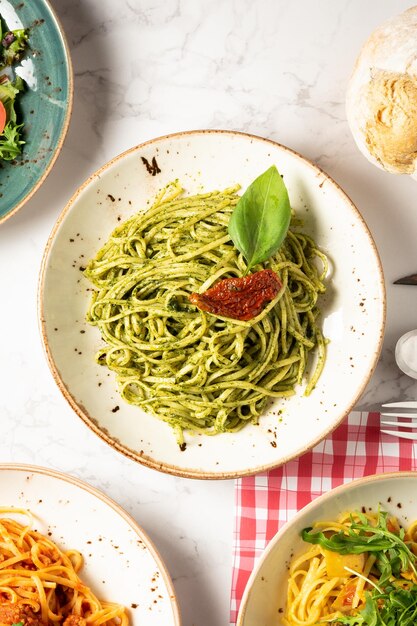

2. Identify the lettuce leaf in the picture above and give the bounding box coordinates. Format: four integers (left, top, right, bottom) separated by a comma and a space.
0, 121, 24, 160
0, 17, 29, 161
0, 28, 28, 69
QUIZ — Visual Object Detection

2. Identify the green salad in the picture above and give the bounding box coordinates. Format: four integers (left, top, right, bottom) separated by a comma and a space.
0, 15, 28, 161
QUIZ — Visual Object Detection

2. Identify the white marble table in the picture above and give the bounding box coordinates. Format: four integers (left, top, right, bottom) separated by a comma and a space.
1, 1, 417, 624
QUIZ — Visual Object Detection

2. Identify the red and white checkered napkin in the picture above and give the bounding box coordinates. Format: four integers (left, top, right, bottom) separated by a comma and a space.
230, 411, 417, 624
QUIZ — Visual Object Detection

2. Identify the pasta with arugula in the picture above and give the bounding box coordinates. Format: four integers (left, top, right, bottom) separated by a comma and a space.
285, 509, 417, 625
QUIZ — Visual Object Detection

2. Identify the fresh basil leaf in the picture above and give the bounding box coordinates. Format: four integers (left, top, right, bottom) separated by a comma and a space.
228, 165, 291, 270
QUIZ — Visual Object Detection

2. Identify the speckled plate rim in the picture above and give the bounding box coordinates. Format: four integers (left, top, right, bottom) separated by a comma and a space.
0, 0, 74, 225
0, 462, 181, 625
236, 470, 417, 625
38, 129, 387, 480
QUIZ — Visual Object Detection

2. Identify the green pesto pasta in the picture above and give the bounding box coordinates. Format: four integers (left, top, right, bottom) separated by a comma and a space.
84, 181, 327, 446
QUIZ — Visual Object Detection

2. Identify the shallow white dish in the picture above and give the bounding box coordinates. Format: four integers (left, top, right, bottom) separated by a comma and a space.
395, 329, 417, 379
39, 130, 385, 479
0, 464, 180, 625
237, 471, 417, 625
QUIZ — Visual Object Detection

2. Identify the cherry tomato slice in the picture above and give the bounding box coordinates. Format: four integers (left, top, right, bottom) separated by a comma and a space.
0, 101, 6, 135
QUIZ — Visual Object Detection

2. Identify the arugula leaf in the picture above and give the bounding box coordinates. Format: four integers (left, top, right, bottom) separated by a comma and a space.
228, 165, 291, 270
0, 121, 24, 160
329, 587, 417, 626
302, 510, 417, 578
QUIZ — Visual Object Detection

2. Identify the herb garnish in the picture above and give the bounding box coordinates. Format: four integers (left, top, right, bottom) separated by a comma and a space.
302, 510, 417, 579
332, 586, 417, 625
228, 165, 291, 270
302, 510, 417, 625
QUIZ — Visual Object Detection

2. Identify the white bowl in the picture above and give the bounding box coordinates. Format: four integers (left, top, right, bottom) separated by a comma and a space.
395, 329, 417, 379
39, 130, 386, 479
237, 471, 417, 625
0, 464, 180, 625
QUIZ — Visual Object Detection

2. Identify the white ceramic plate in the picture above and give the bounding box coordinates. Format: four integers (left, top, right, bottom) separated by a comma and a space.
237, 471, 417, 626
39, 130, 385, 479
0, 464, 180, 625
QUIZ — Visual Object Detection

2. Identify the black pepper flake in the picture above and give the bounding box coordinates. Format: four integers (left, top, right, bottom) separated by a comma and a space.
69, 238, 74, 242
111, 406, 120, 413
141, 156, 161, 176
270, 441, 277, 448
397, 502, 402, 508
179, 442, 187, 452
131, 604, 138, 609
107, 194, 116, 202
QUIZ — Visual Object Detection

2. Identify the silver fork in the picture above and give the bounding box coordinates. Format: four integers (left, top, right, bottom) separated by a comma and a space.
380, 401, 417, 440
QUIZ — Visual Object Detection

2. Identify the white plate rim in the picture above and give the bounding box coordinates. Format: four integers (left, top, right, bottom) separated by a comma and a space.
0, 462, 181, 625
38, 129, 387, 480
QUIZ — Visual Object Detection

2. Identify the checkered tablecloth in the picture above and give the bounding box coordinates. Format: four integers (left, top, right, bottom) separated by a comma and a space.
230, 411, 417, 624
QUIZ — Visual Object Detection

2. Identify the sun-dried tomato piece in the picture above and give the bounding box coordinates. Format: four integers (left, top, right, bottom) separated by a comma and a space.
189, 269, 282, 321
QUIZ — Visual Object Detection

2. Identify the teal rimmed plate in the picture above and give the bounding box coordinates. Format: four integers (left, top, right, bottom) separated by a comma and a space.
0, 0, 72, 223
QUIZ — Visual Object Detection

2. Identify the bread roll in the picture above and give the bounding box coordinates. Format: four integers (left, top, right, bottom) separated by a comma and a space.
346, 6, 417, 177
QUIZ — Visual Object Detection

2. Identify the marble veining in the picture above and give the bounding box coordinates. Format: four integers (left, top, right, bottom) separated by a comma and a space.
1, 1, 417, 624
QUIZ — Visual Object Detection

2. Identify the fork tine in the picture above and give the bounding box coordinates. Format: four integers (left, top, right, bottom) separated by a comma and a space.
381, 401, 417, 409
381, 419, 417, 427
381, 429, 417, 440
381, 412, 417, 418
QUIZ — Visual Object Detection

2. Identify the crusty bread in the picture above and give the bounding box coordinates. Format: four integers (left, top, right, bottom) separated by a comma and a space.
346, 6, 417, 176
